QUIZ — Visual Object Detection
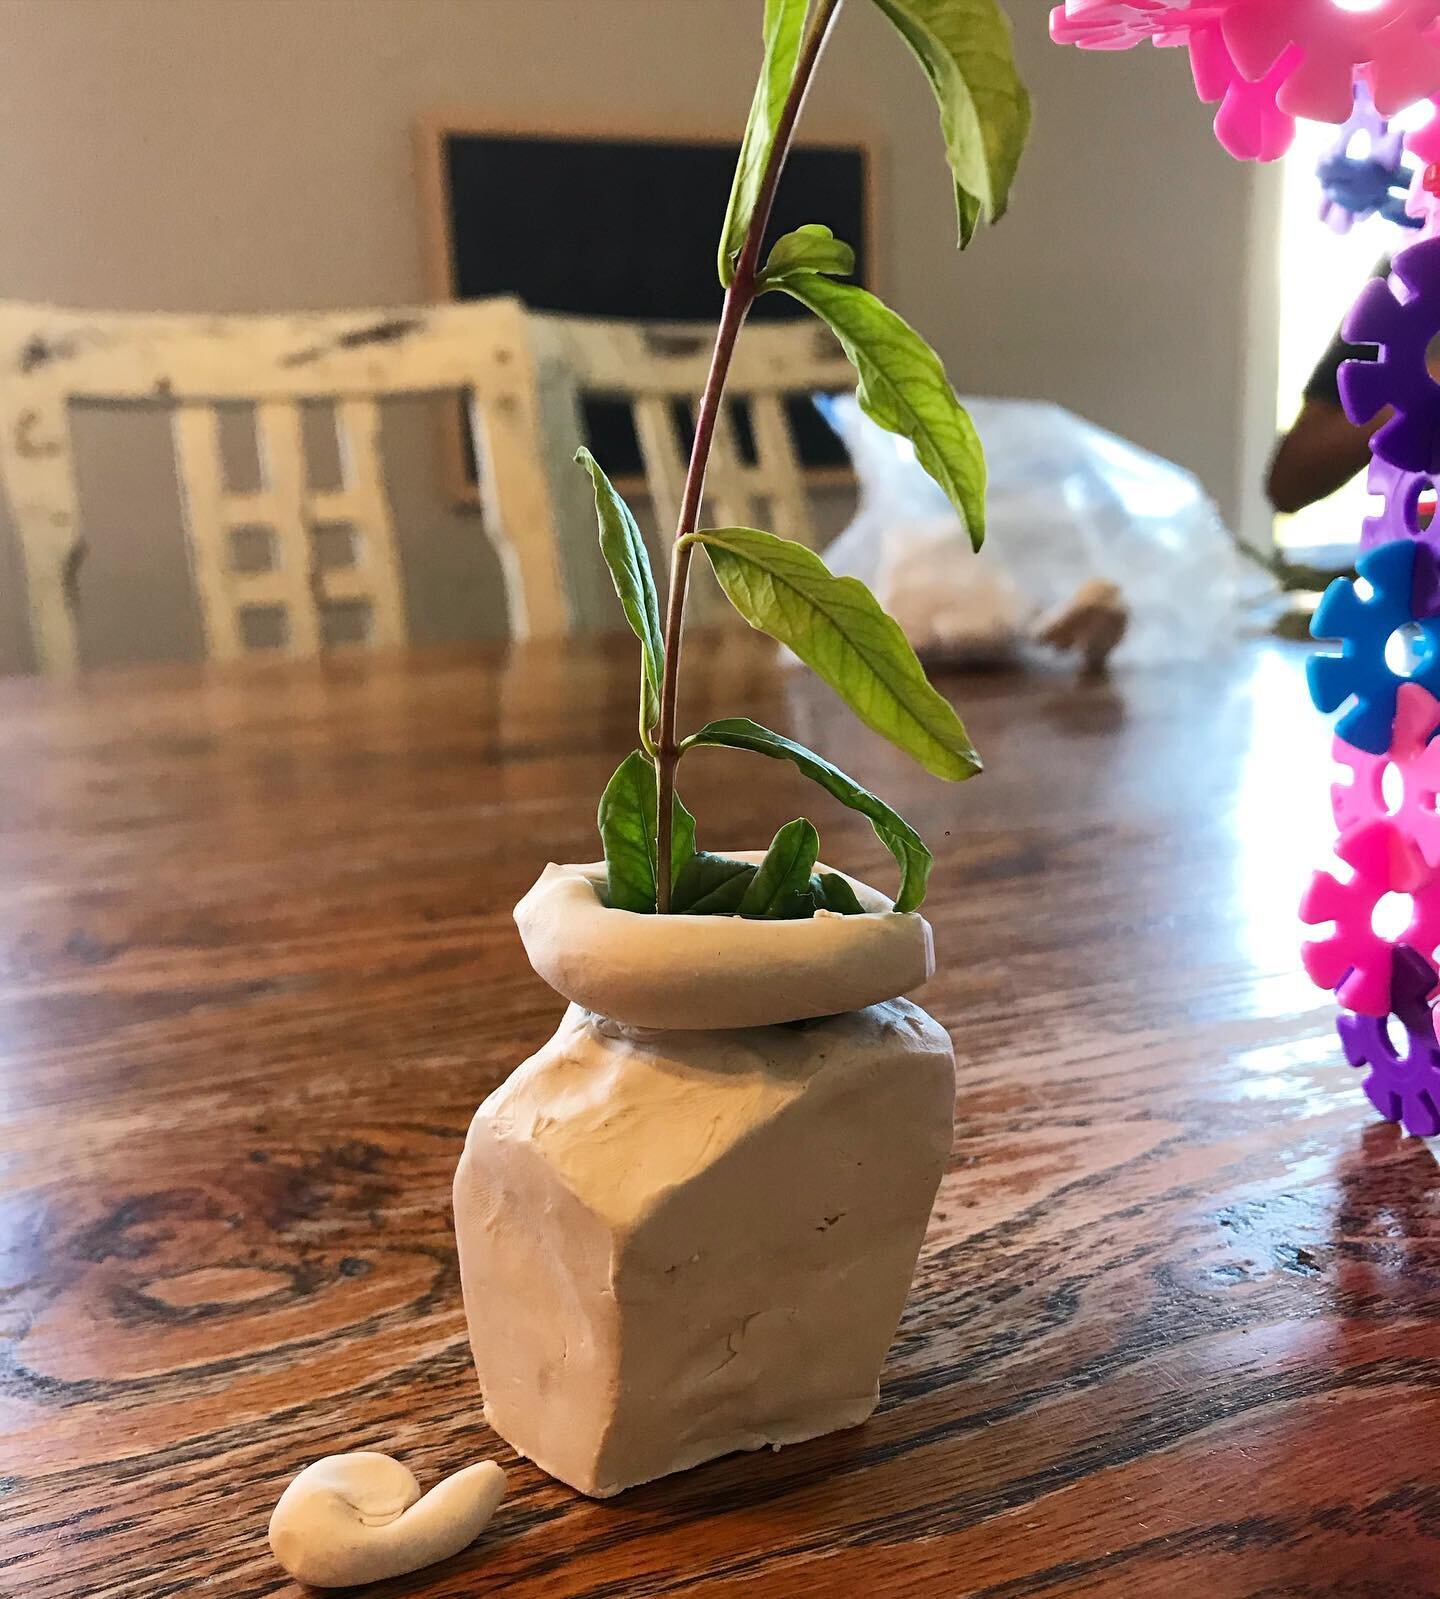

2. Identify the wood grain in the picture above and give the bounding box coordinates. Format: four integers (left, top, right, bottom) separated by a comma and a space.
0, 635, 1434, 1598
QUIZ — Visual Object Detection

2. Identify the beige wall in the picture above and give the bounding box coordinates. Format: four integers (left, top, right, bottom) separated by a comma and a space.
0, 0, 1270, 673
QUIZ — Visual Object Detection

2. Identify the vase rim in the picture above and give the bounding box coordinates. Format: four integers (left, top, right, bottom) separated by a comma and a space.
514, 858, 935, 1031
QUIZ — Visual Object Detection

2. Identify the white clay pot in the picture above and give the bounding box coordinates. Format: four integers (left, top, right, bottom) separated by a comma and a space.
453, 861, 955, 1499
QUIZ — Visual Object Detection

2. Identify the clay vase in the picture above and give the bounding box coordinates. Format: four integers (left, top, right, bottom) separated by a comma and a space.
452, 859, 955, 1498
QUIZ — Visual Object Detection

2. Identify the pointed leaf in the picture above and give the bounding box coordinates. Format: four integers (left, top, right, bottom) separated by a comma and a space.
681, 717, 934, 911
690, 526, 980, 780
598, 752, 660, 913
866, 0, 1030, 246
719, 0, 812, 285
670, 789, 698, 879
738, 817, 820, 918
672, 852, 759, 914
759, 223, 856, 287
768, 274, 985, 543
597, 751, 697, 913
576, 448, 664, 731
812, 871, 866, 915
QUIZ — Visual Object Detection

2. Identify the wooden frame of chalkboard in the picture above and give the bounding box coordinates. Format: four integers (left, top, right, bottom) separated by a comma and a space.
414, 110, 876, 507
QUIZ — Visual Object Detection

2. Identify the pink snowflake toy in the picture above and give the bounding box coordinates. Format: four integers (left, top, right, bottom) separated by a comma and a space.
1048, 1, 1229, 52
1050, 1, 1299, 159
1402, 99, 1440, 232
1300, 816, 1440, 1016
1220, 0, 1440, 125
1194, 26, 1302, 162
1332, 682, 1440, 869
1408, 97, 1440, 165
1051, 0, 1440, 160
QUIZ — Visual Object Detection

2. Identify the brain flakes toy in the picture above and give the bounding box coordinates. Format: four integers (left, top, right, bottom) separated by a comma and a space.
1052, 0, 1440, 1133
1051, 0, 1440, 159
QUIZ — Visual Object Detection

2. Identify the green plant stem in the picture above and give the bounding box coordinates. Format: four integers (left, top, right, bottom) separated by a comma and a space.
653, 0, 844, 911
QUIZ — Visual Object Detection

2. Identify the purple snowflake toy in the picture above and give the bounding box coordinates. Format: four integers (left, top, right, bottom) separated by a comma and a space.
1361, 457, 1438, 550
1337, 944, 1440, 1136
1341, 236, 1440, 472
1318, 83, 1413, 234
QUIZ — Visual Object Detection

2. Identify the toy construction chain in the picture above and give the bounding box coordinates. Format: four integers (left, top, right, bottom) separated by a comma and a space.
1052, 1, 1440, 1132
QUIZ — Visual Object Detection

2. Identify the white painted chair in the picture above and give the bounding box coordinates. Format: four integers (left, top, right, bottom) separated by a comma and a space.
529, 313, 854, 553
0, 299, 570, 675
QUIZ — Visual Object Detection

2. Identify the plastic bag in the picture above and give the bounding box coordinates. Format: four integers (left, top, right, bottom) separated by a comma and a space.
817, 393, 1269, 668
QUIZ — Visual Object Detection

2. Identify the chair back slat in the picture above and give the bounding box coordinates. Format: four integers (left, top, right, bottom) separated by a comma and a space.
0, 298, 571, 673
532, 311, 854, 553
631, 395, 687, 554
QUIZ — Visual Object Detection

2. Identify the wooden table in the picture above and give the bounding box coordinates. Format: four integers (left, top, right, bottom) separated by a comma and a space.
4, 634, 1434, 1598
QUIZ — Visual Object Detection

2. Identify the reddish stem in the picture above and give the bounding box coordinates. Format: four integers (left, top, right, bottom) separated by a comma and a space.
654, 0, 844, 910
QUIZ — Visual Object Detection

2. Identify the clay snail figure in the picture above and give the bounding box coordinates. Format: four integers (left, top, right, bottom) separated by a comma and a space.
268, 1451, 507, 1588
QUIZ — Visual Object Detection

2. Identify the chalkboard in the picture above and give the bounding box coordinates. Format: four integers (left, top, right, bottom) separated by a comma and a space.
419, 125, 871, 483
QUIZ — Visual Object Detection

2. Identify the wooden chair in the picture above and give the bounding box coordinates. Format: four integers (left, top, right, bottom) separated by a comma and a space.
0, 298, 570, 675
529, 312, 854, 553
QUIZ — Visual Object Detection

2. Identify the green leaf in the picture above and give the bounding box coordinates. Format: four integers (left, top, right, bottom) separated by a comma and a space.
758, 223, 855, 287
576, 448, 664, 733
597, 751, 697, 913
767, 273, 985, 544
718, 0, 811, 285
671, 789, 698, 879
598, 752, 659, 913
681, 717, 934, 911
738, 818, 820, 918
689, 527, 980, 781
812, 871, 866, 915
672, 852, 759, 914
866, 0, 1030, 246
